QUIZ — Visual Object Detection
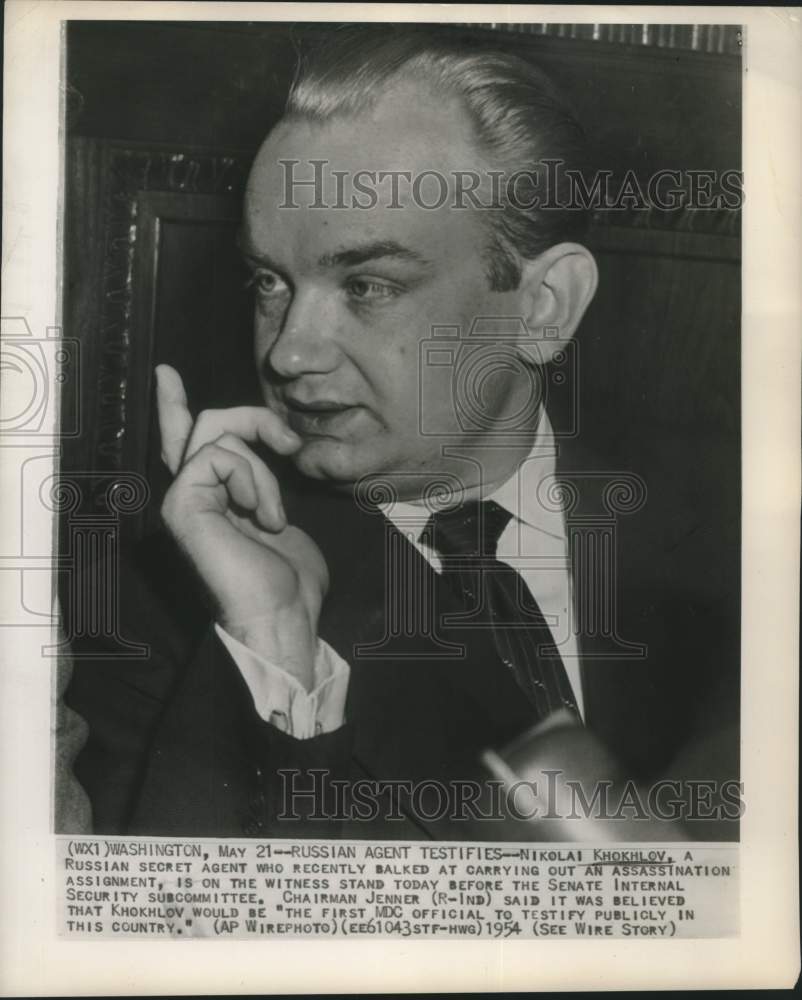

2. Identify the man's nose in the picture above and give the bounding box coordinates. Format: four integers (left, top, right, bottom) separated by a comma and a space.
262, 290, 342, 379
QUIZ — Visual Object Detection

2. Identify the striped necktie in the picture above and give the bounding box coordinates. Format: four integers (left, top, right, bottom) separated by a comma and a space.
424, 499, 580, 723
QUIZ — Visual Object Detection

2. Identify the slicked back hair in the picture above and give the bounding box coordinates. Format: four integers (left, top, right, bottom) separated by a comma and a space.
283, 25, 591, 291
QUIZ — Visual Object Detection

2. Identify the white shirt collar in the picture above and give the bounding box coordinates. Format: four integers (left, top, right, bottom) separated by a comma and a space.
380, 411, 565, 546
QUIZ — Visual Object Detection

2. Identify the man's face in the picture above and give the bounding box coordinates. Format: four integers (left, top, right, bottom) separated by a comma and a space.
242, 83, 530, 493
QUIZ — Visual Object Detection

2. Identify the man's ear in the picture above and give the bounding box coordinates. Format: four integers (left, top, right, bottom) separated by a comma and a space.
516, 243, 598, 363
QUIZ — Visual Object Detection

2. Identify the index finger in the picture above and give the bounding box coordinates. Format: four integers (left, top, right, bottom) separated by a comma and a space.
183, 406, 301, 464
155, 364, 194, 475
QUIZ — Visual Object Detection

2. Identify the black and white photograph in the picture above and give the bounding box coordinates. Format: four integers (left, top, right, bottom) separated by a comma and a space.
1, 2, 799, 992
56, 17, 743, 843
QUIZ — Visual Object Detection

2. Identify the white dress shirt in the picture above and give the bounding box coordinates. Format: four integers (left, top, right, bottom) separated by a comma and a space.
217, 412, 582, 736
215, 625, 349, 737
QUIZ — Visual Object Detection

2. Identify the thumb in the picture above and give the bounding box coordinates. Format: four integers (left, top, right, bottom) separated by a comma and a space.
155, 364, 193, 475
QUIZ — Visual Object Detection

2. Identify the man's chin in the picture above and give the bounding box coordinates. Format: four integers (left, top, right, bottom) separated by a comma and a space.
290, 438, 370, 487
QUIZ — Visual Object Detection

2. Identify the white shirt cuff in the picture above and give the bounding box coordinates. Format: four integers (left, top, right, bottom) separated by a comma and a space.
214, 624, 350, 738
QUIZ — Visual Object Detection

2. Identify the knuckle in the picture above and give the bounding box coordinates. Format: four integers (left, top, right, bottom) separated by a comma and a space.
260, 467, 279, 491
160, 489, 179, 523
216, 432, 240, 451
196, 440, 222, 458
194, 409, 218, 436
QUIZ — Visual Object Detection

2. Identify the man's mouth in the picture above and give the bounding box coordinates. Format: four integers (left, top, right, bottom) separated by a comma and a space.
283, 397, 361, 436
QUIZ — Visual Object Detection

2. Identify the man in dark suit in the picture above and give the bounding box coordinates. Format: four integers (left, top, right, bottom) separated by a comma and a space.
65, 28, 739, 840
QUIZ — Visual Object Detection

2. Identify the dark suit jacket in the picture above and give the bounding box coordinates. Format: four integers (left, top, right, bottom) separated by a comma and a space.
63, 441, 740, 841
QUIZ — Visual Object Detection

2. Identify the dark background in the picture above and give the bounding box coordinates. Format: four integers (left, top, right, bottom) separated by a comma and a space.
61, 20, 741, 619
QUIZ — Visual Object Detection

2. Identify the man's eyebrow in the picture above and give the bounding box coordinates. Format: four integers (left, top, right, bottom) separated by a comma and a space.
317, 240, 432, 269
234, 231, 432, 271
235, 228, 276, 267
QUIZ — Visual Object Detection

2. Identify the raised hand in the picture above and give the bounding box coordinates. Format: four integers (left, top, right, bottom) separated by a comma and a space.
155, 364, 328, 691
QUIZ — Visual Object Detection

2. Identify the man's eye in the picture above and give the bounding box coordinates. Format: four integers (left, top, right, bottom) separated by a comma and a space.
346, 277, 400, 301
245, 271, 289, 297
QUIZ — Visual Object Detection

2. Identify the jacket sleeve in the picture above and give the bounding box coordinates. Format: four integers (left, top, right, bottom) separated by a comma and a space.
64, 532, 354, 838
127, 624, 355, 837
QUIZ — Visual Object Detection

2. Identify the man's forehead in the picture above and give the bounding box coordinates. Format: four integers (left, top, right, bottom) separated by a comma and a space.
248, 85, 481, 192
241, 83, 492, 269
